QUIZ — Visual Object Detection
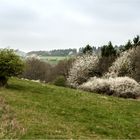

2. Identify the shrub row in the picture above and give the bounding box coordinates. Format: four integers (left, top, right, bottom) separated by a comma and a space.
79, 77, 140, 99
67, 46, 140, 98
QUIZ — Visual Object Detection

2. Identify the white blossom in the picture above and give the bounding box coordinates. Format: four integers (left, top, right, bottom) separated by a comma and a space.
67, 54, 99, 88
105, 48, 136, 78
79, 77, 140, 98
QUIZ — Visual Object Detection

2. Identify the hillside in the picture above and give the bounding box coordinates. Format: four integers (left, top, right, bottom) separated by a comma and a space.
0, 78, 140, 139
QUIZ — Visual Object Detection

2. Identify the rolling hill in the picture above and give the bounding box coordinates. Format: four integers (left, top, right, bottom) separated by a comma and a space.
0, 78, 140, 139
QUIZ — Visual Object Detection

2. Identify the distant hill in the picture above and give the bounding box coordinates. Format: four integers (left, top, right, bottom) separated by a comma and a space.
27, 48, 77, 57
15, 49, 27, 58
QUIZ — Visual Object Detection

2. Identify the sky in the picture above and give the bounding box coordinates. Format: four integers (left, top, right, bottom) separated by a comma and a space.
0, 0, 140, 52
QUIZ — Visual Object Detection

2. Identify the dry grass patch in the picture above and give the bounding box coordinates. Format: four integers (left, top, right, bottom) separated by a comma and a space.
0, 96, 25, 139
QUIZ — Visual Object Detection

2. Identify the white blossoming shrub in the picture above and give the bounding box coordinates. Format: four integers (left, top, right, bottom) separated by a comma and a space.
79, 77, 140, 99
105, 48, 136, 78
79, 77, 111, 94
67, 54, 99, 88
109, 77, 140, 98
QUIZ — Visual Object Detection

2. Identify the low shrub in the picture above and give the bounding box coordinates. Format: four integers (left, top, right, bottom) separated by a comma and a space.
53, 76, 66, 87
0, 49, 24, 87
79, 77, 140, 99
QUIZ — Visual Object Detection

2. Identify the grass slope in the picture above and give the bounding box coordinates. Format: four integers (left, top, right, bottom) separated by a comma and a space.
0, 78, 140, 139
0, 96, 25, 138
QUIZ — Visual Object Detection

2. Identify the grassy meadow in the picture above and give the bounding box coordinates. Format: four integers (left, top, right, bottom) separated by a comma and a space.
39, 56, 69, 65
0, 78, 140, 139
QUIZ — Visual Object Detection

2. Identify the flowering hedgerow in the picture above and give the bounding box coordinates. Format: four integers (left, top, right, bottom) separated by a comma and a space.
79, 77, 140, 99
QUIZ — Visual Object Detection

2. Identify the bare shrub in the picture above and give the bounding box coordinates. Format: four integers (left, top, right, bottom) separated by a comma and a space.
56, 59, 74, 78
79, 77, 140, 99
22, 58, 52, 82
51, 58, 74, 81
67, 54, 99, 88
22, 57, 74, 84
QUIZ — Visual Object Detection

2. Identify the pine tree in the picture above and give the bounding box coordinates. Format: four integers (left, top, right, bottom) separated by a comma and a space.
83, 45, 93, 54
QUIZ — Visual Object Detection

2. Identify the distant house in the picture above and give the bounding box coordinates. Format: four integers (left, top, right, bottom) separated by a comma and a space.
68, 51, 75, 56
26, 54, 41, 60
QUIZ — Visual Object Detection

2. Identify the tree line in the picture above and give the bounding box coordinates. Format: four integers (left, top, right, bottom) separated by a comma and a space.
80, 35, 140, 56
27, 48, 77, 56
0, 35, 139, 87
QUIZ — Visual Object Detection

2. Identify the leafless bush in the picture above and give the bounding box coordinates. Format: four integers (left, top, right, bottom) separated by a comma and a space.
22, 57, 74, 83
22, 58, 52, 82
51, 58, 74, 81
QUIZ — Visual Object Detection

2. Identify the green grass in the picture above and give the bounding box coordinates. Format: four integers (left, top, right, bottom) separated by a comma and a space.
0, 78, 140, 139
39, 56, 69, 65
0, 95, 25, 138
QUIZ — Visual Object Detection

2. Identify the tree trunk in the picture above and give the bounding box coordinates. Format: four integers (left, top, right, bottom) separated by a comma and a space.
0, 76, 8, 87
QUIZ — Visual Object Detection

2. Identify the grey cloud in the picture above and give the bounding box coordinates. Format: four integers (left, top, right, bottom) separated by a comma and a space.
0, 0, 140, 52
63, 0, 140, 22
0, 3, 39, 31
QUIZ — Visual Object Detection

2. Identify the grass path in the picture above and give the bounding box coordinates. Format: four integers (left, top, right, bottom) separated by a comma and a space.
0, 78, 140, 139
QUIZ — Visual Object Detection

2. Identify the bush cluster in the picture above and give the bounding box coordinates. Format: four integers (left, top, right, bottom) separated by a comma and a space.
53, 76, 66, 87
105, 46, 140, 82
22, 58, 52, 82
22, 57, 74, 86
67, 45, 140, 99
79, 77, 140, 99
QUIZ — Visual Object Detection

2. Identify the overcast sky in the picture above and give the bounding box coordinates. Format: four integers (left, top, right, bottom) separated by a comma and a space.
0, 0, 140, 52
